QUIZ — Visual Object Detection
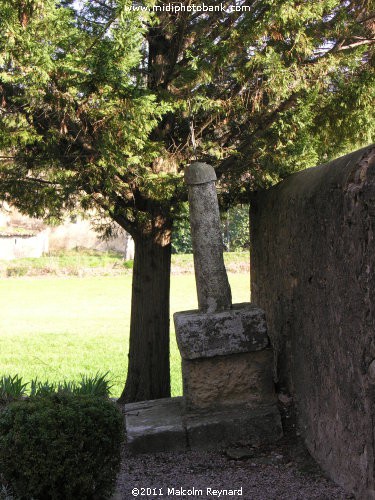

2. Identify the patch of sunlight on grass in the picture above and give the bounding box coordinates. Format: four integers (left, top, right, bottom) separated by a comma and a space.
0, 272, 249, 397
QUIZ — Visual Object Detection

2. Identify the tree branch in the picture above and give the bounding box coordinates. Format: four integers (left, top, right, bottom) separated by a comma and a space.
339, 39, 375, 50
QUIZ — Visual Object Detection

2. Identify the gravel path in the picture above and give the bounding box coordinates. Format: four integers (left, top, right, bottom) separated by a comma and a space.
113, 438, 353, 500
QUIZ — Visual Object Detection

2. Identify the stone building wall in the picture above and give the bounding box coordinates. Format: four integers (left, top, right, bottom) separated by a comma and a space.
0, 205, 134, 260
0, 231, 49, 260
48, 218, 134, 259
250, 145, 375, 497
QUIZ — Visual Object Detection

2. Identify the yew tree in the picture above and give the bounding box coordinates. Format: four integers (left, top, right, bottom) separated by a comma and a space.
0, 0, 374, 402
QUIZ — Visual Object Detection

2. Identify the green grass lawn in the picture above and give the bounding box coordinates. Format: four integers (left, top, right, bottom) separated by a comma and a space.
0, 272, 250, 397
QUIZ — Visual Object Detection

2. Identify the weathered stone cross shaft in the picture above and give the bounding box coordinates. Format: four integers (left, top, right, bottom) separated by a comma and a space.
174, 162, 279, 414
124, 162, 281, 455
184, 162, 232, 313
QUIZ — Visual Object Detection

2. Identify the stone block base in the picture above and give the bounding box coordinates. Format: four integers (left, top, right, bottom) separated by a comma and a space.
186, 403, 283, 449
182, 349, 275, 410
174, 303, 268, 360
125, 397, 282, 454
125, 398, 187, 454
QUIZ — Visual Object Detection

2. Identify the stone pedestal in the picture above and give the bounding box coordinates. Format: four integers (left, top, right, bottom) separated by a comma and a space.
182, 350, 275, 409
124, 303, 282, 454
174, 302, 277, 412
124, 161, 282, 454
125, 397, 282, 454
174, 302, 268, 359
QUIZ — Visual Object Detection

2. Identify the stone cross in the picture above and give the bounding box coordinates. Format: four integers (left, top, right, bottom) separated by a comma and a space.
184, 162, 232, 313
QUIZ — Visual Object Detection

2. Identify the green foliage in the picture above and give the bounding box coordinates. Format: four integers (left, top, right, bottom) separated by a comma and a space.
123, 259, 134, 269
172, 204, 249, 254
30, 372, 112, 398
5, 266, 28, 278
75, 371, 113, 397
0, 372, 112, 400
171, 220, 192, 254
0, 375, 28, 403
0, 0, 373, 224
222, 206, 250, 252
29, 379, 57, 398
171, 203, 193, 254
0, 393, 124, 499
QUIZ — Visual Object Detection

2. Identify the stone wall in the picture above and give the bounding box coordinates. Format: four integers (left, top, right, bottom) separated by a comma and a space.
0, 231, 49, 260
250, 145, 375, 497
48, 218, 134, 259
0, 205, 134, 260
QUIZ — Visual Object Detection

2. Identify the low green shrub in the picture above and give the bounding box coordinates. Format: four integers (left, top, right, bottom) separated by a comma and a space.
5, 266, 27, 277
0, 375, 28, 403
75, 371, 113, 397
0, 393, 124, 499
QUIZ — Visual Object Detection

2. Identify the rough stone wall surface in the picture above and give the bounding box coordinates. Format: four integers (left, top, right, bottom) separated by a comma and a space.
182, 350, 275, 409
250, 145, 375, 498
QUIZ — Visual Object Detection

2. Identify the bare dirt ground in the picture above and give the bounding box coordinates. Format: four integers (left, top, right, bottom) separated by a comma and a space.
113, 402, 353, 500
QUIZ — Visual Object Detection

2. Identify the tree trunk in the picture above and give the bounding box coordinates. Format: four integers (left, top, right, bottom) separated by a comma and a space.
119, 229, 172, 403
